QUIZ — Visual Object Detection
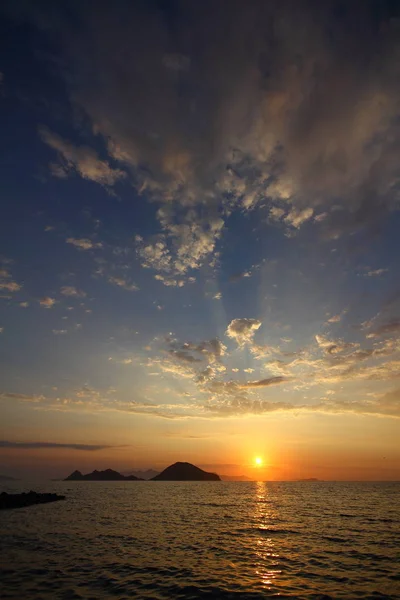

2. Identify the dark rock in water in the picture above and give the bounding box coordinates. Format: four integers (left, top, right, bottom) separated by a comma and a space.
152, 462, 221, 481
64, 468, 142, 481
0, 491, 66, 510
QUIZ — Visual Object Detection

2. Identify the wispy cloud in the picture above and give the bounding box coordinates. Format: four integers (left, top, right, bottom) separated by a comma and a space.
40, 127, 126, 187
284, 207, 314, 229
366, 320, 400, 339
39, 297, 56, 308
365, 269, 388, 277
0, 267, 22, 293
107, 276, 139, 292
0, 440, 118, 451
1, 392, 46, 402
60, 286, 86, 298
239, 377, 287, 388
327, 314, 342, 323
0, 280, 21, 292
67, 238, 102, 251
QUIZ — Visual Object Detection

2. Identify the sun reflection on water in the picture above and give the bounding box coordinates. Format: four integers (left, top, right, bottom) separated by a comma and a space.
253, 481, 282, 590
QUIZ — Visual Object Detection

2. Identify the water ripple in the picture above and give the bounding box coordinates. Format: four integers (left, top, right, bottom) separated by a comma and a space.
1, 481, 399, 599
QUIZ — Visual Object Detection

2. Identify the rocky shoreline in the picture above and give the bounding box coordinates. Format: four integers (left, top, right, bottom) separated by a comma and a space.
0, 491, 66, 510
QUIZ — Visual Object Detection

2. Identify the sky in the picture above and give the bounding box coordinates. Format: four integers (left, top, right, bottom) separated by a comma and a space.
0, 0, 399, 480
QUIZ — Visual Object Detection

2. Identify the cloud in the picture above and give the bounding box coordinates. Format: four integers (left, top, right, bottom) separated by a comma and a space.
136, 215, 224, 280
0, 392, 46, 402
154, 274, 186, 287
327, 314, 341, 323
239, 376, 287, 388
39, 297, 56, 308
39, 127, 126, 186
284, 208, 314, 229
0, 268, 22, 293
366, 269, 388, 277
0, 280, 21, 292
269, 207, 285, 222
315, 334, 358, 355
366, 320, 400, 339
0, 440, 117, 451
166, 337, 226, 367
204, 383, 400, 418
15, 1, 398, 283
52, 329, 67, 335
142, 335, 229, 390
110, 358, 133, 365
226, 318, 262, 346
92, 256, 139, 291
67, 237, 102, 250
107, 276, 139, 292
229, 270, 252, 283
60, 286, 86, 298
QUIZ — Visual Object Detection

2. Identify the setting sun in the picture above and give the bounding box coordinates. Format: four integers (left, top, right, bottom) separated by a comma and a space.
254, 457, 263, 466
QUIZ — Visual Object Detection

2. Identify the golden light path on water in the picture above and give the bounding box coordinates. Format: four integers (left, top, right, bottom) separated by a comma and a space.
254, 481, 282, 590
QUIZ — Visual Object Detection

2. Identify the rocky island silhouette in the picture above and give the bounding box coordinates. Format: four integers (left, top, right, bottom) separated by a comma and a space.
0, 491, 65, 510
64, 468, 142, 481
152, 462, 220, 481
64, 462, 221, 482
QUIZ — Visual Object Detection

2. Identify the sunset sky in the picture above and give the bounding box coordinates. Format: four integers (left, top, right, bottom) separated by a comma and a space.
0, 1, 399, 480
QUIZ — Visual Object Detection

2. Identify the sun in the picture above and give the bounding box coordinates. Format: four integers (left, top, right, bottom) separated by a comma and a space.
254, 457, 263, 467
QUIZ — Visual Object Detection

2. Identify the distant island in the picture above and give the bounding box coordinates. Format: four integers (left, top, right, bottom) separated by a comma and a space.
0, 491, 65, 510
0, 474, 18, 481
152, 462, 220, 481
297, 478, 320, 482
64, 469, 142, 481
64, 463, 221, 482
220, 474, 253, 481
124, 469, 160, 480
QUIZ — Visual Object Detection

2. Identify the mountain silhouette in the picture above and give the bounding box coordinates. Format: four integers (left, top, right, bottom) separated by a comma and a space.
151, 462, 220, 481
64, 469, 142, 481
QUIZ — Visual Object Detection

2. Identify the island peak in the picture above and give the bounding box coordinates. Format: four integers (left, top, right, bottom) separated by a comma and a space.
152, 462, 220, 481
64, 469, 142, 481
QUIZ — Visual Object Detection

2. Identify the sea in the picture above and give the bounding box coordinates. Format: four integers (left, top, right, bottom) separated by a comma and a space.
0, 481, 399, 599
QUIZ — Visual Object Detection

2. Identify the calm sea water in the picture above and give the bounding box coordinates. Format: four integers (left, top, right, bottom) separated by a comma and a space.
0, 481, 399, 599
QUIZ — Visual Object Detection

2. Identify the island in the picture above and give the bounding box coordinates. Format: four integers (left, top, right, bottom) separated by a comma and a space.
151, 462, 221, 481
126, 469, 160, 480
220, 474, 253, 481
64, 468, 142, 481
0, 491, 65, 510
